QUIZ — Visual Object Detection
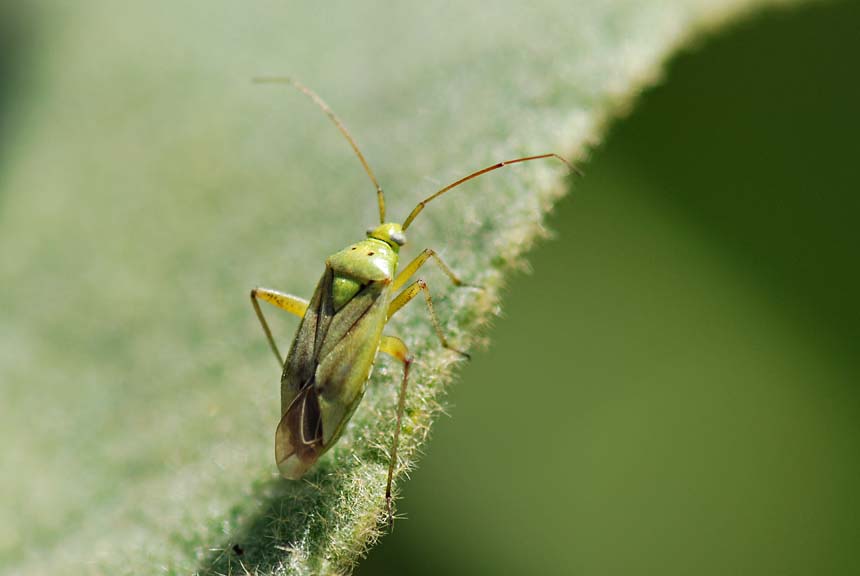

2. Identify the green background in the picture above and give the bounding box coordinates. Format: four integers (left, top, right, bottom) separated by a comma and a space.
360, 3, 860, 575
1, 1, 859, 574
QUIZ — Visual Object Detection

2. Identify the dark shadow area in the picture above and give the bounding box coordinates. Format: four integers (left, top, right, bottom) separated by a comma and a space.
358, 1, 860, 575
196, 457, 378, 575
196, 476, 326, 575
0, 5, 36, 198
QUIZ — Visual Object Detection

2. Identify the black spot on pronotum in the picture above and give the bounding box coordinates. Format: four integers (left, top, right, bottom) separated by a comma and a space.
232, 544, 244, 556
351, 247, 357, 250
367, 252, 374, 256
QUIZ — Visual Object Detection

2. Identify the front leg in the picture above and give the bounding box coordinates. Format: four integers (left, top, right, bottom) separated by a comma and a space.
392, 248, 475, 292
387, 280, 469, 358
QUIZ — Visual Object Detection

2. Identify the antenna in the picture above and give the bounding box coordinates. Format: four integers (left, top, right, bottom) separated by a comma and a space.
401, 153, 576, 231
254, 77, 387, 224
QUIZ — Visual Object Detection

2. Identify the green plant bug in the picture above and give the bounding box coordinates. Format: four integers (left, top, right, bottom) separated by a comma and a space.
249, 78, 572, 521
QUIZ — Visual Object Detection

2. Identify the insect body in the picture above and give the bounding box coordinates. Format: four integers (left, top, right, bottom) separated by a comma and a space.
250, 78, 571, 519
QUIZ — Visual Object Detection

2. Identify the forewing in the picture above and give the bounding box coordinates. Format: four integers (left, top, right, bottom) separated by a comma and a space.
276, 273, 390, 477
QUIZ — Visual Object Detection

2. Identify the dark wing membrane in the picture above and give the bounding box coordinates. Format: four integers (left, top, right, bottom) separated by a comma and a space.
276, 267, 335, 478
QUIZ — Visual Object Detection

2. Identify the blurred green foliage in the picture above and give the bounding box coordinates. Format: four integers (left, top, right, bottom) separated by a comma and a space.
360, 2, 860, 575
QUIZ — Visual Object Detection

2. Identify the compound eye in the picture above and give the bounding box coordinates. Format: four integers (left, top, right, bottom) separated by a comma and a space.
390, 232, 406, 246
365, 227, 375, 236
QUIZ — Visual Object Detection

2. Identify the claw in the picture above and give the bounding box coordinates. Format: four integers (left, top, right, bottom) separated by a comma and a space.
385, 494, 395, 528
454, 348, 471, 360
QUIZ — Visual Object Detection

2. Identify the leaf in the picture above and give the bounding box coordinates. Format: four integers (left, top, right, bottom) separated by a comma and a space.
0, 1, 803, 574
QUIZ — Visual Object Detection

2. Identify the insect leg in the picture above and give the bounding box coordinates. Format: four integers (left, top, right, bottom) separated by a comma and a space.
378, 335, 413, 525
392, 248, 474, 292
387, 280, 469, 358
250, 287, 309, 366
